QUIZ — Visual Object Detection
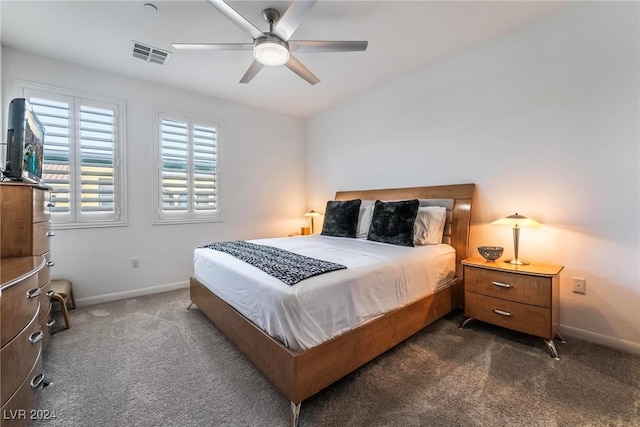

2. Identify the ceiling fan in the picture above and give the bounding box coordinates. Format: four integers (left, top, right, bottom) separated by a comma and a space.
172, 0, 368, 85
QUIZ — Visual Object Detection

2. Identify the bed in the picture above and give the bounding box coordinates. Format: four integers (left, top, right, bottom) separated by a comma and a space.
189, 183, 475, 426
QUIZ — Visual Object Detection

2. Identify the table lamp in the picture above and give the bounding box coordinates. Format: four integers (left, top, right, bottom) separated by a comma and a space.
491, 213, 540, 265
304, 210, 321, 234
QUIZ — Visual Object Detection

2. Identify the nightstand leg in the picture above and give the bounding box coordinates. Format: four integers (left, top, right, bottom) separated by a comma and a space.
291, 401, 301, 427
459, 317, 474, 329
544, 339, 560, 360
555, 331, 566, 344
186, 302, 194, 311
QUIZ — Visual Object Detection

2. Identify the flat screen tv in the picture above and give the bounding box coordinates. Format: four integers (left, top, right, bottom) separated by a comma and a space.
4, 98, 45, 183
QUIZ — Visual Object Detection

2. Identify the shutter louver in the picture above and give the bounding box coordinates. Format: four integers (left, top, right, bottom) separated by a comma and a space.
79, 105, 116, 213
29, 97, 71, 214
193, 125, 217, 212
161, 119, 189, 211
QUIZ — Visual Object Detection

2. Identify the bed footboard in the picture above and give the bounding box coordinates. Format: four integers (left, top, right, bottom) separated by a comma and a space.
190, 276, 463, 404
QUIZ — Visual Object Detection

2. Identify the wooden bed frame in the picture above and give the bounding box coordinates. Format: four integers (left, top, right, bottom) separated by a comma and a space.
190, 183, 475, 425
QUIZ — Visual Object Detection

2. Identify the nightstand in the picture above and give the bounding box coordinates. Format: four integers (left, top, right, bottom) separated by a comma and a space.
460, 257, 565, 359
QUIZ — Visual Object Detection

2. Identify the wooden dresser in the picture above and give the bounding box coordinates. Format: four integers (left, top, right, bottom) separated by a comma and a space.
461, 257, 564, 359
1, 183, 54, 426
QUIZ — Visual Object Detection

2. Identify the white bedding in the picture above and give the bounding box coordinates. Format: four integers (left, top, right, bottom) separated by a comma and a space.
193, 235, 455, 351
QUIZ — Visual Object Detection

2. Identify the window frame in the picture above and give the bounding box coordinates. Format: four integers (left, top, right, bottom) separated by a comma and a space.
152, 106, 222, 225
14, 80, 127, 229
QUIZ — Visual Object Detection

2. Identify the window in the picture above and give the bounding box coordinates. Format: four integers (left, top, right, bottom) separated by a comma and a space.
153, 109, 220, 224
18, 82, 126, 228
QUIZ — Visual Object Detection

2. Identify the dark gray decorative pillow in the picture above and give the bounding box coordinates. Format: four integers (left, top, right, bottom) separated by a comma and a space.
321, 199, 362, 238
367, 199, 420, 247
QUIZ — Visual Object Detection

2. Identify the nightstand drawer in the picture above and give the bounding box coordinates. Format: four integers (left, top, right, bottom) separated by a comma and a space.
465, 292, 552, 339
465, 266, 551, 307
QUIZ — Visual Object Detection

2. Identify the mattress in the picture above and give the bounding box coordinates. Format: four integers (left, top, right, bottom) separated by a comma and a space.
193, 235, 456, 351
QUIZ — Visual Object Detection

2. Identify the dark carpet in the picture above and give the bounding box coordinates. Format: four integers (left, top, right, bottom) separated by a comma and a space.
34, 288, 639, 426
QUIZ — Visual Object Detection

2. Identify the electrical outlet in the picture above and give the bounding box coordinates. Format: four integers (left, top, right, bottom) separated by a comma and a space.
572, 277, 586, 294
131, 257, 140, 268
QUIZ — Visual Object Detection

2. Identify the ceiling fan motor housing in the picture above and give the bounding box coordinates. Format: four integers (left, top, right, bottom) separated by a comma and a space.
254, 35, 290, 66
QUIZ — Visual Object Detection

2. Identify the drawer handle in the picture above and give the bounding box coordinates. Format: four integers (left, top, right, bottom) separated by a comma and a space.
46, 290, 55, 298
47, 202, 56, 208
47, 231, 56, 237
47, 261, 56, 267
492, 281, 513, 289
30, 373, 46, 390
27, 288, 42, 299
29, 330, 44, 345
493, 309, 513, 317
47, 318, 56, 327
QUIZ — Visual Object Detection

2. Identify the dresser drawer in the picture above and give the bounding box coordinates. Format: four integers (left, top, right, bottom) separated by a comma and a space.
39, 280, 53, 350
465, 266, 551, 308
32, 222, 51, 256
32, 189, 51, 223
38, 282, 51, 322
465, 292, 552, 339
38, 252, 52, 288
41, 306, 53, 350
1, 273, 41, 348
0, 352, 43, 427
1, 313, 42, 405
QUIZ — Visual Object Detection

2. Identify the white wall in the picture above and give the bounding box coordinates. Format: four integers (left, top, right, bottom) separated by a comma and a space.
306, 3, 639, 353
2, 47, 306, 304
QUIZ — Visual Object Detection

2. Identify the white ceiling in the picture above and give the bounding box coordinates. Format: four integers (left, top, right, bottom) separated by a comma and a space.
1, 0, 567, 118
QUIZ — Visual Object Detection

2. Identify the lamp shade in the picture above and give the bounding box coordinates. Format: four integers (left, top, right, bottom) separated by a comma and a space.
304, 210, 321, 218
491, 213, 540, 228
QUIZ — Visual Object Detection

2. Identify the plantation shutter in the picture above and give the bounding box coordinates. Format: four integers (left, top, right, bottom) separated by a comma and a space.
193, 124, 217, 212
78, 102, 117, 217
29, 96, 73, 218
160, 119, 189, 211
24, 86, 124, 227
158, 115, 218, 221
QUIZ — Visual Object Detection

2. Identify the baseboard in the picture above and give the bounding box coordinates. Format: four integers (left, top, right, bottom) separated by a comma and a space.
75, 280, 189, 307
559, 324, 640, 355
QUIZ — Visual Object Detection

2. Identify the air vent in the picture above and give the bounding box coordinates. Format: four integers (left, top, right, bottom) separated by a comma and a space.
132, 41, 171, 65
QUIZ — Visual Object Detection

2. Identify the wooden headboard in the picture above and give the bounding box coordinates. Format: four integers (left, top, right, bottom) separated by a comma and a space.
334, 183, 475, 276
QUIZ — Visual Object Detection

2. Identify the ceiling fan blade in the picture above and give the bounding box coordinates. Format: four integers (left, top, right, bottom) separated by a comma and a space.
206, 0, 264, 40
285, 55, 320, 85
172, 43, 253, 51
239, 60, 265, 84
289, 40, 368, 53
272, 0, 317, 41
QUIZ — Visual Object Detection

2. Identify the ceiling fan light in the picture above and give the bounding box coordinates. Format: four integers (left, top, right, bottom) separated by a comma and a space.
254, 39, 290, 66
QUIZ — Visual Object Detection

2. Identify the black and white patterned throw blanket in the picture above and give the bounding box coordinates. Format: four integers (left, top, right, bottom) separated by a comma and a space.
200, 240, 347, 286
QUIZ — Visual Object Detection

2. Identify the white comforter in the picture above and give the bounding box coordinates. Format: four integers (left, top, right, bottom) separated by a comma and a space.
193, 235, 455, 351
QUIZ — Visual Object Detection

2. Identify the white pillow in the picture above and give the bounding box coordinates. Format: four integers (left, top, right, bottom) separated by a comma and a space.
414, 206, 447, 245
357, 203, 375, 238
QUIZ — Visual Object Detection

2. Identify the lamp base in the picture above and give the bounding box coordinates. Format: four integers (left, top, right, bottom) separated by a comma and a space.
504, 258, 530, 266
